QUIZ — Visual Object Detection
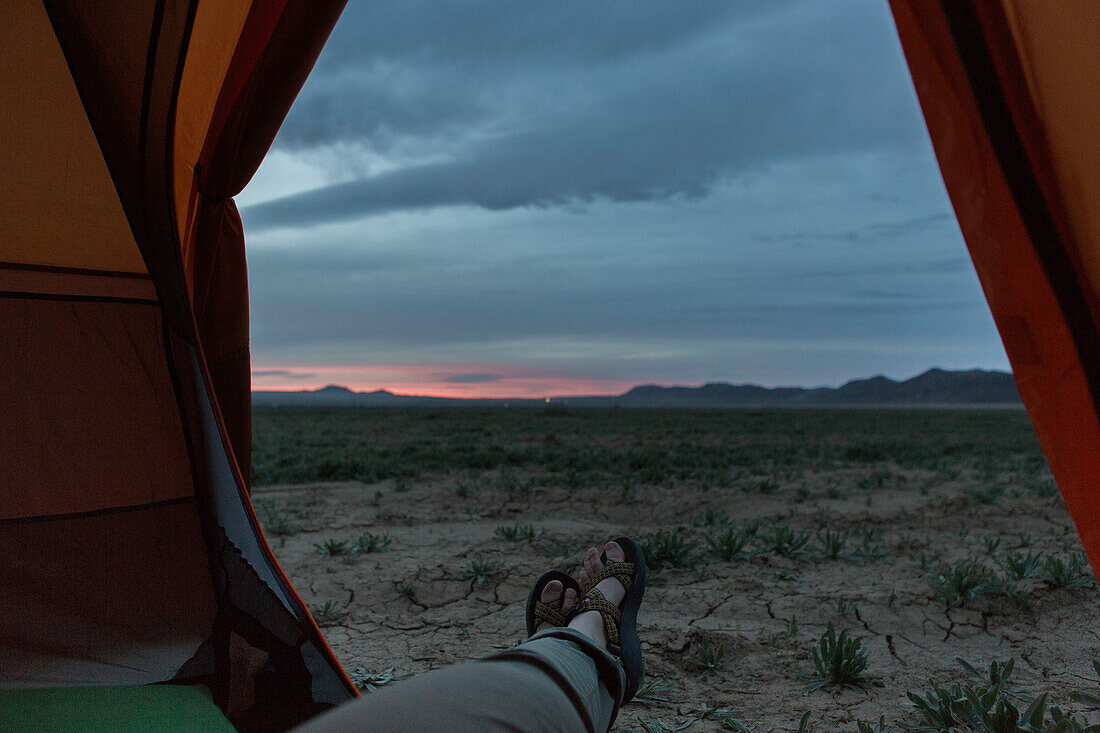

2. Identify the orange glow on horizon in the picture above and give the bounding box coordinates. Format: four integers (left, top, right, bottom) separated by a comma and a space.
250, 363, 648, 399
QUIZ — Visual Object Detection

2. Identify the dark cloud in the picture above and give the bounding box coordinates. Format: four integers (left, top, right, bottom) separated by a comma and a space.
277, 3, 792, 147
752, 214, 955, 246
243, 1, 925, 230
444, 373, 504, 383
252, 369, 315, 380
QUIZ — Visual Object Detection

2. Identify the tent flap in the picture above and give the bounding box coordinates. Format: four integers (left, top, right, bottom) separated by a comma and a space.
891, 0, 1100, 574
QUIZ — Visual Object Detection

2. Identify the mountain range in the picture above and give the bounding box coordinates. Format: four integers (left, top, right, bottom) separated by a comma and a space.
252, 368, 1021, 407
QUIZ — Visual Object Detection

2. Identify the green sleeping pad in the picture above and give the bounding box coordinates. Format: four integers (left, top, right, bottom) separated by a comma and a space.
0, 684, 236, 732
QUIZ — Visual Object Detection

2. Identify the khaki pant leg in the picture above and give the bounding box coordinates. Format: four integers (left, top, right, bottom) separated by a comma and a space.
294, 628, 625, 733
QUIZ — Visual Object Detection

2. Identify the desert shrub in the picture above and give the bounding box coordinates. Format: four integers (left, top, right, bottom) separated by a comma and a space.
932, 560, 994, 609
313, 539, 350, 557
706, 526, 752, 561
693, 509, 732, 527
817, 529, 849, 560
904, 658, 1086, 732
495, 523, 538, 541
354, 532, 391, 554
463, 558, 500, 589
1001, 550, 1046, 580
806, 623, 877, 692
1043, 552, 1093, 589
349, 667, 399, 693
688, 636, 730, 672
640, 529, 700, 571
763, 524, 811, 558
310, 600, 347, 626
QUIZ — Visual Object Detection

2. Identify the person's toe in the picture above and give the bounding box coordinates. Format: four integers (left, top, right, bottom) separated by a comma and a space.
540, 579, 563, 606
536, 579, 565, 632
605, 540, 625, 563
562, 587, 578, 614
584, 546, 601, 578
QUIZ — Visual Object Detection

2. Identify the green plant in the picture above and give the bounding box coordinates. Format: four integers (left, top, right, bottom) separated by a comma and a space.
689, 636, 730, 672
855, 718, 891, 733
817, 529, 849, 560
313, 539, 350, 557
1001, 550, 1046, 580
852, 527, 889, 561
684, 706, 772, 733
633, 678, 675, 705
640, 529, 700, 571
546, 540, 575, 560
625, 719, 694, 733
348, 667, 398, 693
495, 523, 538, 541
694, 509, 731, 527
255, 503, 296, 537
764, 524, 811, 558
395, 581, 417, 603
706, 526, 751, 561
463, 558, 499, 589
755, 478, 780, 494
982, 534, 1002, 556
835, 596, 857, 618
1070, 659, 1100, 706
904, 658, 1087, 732
1043, 552, 1092, 588
310, 600, 347, 625
354, 531, 392, 554
932, 560, 994, 609
806, 623, 877, 692
784, 615, 800, 638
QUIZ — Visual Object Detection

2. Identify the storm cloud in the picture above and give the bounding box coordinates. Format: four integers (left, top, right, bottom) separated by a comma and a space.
243, 1, 926, 230
240, 1, 1009, 394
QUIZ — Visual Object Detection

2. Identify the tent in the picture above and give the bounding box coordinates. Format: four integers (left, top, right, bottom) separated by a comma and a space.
1, 0, 356, 730
1, 0, 1098, 730
891, 1, 1100, 574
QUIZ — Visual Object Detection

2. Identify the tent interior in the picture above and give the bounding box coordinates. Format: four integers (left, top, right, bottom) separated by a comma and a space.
1, 1, 1099, 730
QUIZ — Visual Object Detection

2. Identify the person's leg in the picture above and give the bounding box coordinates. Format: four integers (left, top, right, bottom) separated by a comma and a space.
296, 627, 623, 733
294, 541, 635, 733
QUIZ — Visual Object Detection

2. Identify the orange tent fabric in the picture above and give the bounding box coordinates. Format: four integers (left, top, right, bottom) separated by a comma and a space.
1, 1, 354, 730
890, 1, 1100, 574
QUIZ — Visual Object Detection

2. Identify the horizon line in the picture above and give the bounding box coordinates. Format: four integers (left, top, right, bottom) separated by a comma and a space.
249, 365, 1013, 401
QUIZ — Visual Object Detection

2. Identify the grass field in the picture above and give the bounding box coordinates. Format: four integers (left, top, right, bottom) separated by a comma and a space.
252, 406, 1100, 732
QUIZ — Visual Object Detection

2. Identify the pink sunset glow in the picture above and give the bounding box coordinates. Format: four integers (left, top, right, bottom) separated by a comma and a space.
251, 364, 645, 399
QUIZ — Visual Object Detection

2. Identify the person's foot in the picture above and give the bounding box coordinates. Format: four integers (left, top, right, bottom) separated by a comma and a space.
535, 580, 579, 632
568, 541, 628, 650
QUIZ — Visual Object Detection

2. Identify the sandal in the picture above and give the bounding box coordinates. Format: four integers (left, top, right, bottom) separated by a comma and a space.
576, 536, 647, 702
526, 569, 582, 637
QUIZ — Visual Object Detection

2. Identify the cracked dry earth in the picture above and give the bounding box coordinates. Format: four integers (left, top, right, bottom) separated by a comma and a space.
254, 436, 1100, 731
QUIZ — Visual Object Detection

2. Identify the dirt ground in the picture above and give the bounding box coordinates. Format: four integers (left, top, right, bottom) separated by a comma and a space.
252, 408, 1100, 731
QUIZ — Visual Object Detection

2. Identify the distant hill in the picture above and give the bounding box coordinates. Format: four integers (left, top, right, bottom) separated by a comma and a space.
611, 368, 1019, 407
252, 368, 1021, 407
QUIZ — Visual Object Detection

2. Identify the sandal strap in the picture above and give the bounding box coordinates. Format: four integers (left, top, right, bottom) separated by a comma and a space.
584, 561, 635, 594
532, 600, 568, 628
576, 588, 622, 656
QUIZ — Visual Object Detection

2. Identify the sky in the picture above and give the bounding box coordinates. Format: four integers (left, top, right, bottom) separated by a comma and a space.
238, 0, 1010, 398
